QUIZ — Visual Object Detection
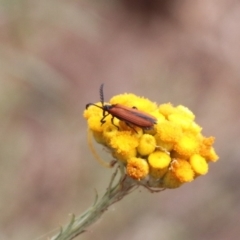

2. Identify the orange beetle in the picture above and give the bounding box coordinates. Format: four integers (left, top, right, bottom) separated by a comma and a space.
86, 84, 157, 131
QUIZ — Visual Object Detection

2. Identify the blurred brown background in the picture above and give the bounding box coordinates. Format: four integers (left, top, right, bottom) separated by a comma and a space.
0, 0, 239, 239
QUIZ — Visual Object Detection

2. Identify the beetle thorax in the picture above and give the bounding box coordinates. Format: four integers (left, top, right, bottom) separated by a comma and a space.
103, 104, 114, 111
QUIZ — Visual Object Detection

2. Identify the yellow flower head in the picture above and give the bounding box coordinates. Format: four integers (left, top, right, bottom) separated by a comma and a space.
148, 151, 171, 169
137, 134, 156, 156
109, 131, 139, 155
160, 171, 183, 189
170, 159, 195, 183
173, 134, 200, 158
156, 120, 183, 143
189, 154, 208, 175
199, 136, 219, 162
84, 87, 219, 189
126, 157, 149, 180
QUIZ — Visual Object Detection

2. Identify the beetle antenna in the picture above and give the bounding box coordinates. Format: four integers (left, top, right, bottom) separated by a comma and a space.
86, 103, 103, 109
100, 84, 104, 106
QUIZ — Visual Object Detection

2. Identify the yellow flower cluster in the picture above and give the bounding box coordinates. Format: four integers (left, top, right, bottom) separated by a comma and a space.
83, 93, 219, 189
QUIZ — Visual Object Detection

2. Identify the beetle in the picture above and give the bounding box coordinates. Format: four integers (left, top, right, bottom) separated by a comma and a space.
86, 84, 157, 131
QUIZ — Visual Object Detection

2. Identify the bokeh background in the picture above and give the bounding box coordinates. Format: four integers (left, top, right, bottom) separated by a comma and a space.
0, 0, 239, 239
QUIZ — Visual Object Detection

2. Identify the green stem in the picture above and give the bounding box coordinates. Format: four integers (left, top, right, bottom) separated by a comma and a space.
50, 170, 137, 240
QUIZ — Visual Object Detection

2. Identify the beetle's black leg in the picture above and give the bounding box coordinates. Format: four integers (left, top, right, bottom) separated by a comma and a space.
100, 111, 109, 125
111, 117, 120, 130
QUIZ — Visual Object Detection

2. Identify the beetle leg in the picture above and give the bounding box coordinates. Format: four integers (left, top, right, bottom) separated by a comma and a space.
100, 111, 109, 125
111, 116, 120, 130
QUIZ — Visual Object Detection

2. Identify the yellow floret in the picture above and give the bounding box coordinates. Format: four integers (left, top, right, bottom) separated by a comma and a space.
110, 93, 137, 105
190, 154, 208, 175
109, 131, 139, 155
83, 102, 102, 119
150, 111, 165, 122
175, 105, 195, 120
161, 171, 183, 189
206, 147, 219, 162
202, 136, 215, 147
102, 123, 119, 143
159, 103, 175, 117
148, 151, 171, 169
154, 136, 174, 152
187, 122, 202, 135
133, 97, 157, 112
173, 134, 200, 158
84, 103, 114, 134
168, 113, 193, 131
112, 148, 137, 163
137, 134, 156, 156
87, 116, 103, 132
171, 159, 195, 183
92, 131, 105, 144
199, 136, 219, 162
156, 121, 183, 143
126, 157, 149, 180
